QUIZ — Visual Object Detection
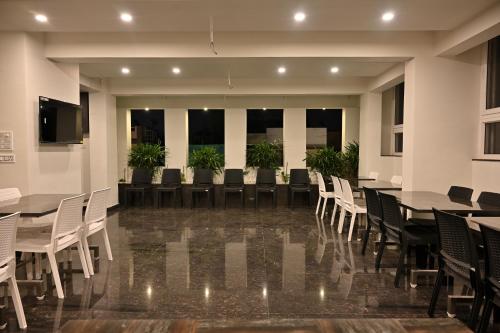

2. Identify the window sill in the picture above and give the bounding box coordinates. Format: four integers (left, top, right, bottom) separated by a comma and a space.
472, 158, 500, 162
380, 154, 402, 157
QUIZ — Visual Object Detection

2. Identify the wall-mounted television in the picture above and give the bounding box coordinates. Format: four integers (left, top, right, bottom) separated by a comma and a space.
39, 96, 83, 144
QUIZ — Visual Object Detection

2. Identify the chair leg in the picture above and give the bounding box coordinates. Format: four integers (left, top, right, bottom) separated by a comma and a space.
394, 242, 408, 288
337, 208, 346, 233
375, 234, 386, 270
7, 276, 27, 329
361, 223, 372, 255
477, 299, 493, 333
102, 227, 113, 261
290, 191, 294, 209
82, 236, 94, 276
315, 196, 322, 215
76, 241, 90, 279
47, 252, 64, 299
427, 265, 445, 316
347, 211, 357, 242
321, 197, 328, 219
469, 289, 483, 330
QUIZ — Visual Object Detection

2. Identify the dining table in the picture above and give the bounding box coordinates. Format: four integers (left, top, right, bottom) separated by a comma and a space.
352, 180, 402, 193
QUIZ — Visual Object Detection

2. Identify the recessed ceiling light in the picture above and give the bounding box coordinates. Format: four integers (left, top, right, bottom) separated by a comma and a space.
322, 108, 326, 110
294, 12, 306, 22
382, 11, 395, 22
121, 67, 130, 74
34, 14, 48, 23
120, 12, 133, 23
172, 67, 181, 74
262, 107, 267, 111
203, 107, 208, 111
330, 66, 339, 73
278, 66, 286, 74
145, 108, 149, 111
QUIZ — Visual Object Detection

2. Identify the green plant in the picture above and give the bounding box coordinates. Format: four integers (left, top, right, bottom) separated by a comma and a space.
341, 141, 359, 179
246, 141, 281, 170
128, 143, 168, 176
304, 147, 343, 178
188, 146, 225, 174
280, 162, 290, 183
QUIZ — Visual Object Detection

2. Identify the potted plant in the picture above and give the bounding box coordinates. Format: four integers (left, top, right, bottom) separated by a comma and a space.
128, 143, 168, 180
341, 141, 359, 179
246, 141, 281, 170
304, 146, 343, 179
188, 146, 225, 175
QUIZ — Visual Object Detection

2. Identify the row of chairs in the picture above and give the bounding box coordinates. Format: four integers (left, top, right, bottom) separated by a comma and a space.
126, 168, 313, 208
0, 187, 113, 329
362, 186, 500, 332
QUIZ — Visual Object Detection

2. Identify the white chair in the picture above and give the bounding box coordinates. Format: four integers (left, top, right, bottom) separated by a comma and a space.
16, 194, 89, 299
391, 175, 403, 186
82, 188, 113, 276
0, 212, 27, 329
0, 188, 21, 202
330, 176, 344, 226
368, 171, 379, 180
337, 178, 367, 242
315, 173, 335, 219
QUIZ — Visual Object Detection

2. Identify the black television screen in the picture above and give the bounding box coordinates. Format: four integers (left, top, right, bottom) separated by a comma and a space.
39, 96, 83, 144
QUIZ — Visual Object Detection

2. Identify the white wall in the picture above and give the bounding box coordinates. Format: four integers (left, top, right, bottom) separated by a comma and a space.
165, 108, 188, 170
224, 109, 246, 169
284, 108, 306, 169
342, 108, 360, 150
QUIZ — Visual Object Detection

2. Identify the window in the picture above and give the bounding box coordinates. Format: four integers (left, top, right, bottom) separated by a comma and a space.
381, 82, 404, 155
485, 122, 500, 154
486, 36, 500, 110
188, 109, 224, 156
394, 132, 403, 153
394, 82, 405, 125
131, 109, 165, 146
246, 109, 283, 165
306, 109, 343, 152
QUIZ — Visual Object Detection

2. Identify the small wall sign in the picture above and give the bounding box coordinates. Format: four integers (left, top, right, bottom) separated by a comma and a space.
0, 154, 15, 163
0, 131, 14, 150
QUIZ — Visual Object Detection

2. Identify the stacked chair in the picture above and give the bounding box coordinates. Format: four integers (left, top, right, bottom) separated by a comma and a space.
336, 178, 367, 242
315, 173, 334, 219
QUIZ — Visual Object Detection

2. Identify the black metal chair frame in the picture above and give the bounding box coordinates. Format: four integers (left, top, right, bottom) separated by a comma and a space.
223, 169, 245, 208
125, 168, 153, 207
255, 168, 277, 208
190, 169, 214, 209
361, 187, 386, 261
154, 168, 183, 208
288, 169, 311, 209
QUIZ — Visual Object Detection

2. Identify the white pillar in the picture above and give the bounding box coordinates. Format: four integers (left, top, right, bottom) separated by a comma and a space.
284, 108, 306, 169
342, 107, 360, 151
165, 108, 188, 170
224, 108, 246, 169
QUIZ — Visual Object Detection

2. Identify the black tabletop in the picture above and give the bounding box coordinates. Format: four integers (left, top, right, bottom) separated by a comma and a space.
352, 180, 402, 191
380, 191, 500, 214
0, 194, 89, 217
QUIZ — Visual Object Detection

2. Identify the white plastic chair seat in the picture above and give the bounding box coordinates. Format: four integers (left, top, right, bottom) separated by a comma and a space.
16, 233, 80, 252
354, 198, 367, 208
320, 192, 335, 199
87, 221, 104, 235
0, 265, 9, 278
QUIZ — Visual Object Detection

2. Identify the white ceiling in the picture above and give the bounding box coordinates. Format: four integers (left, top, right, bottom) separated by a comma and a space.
0, 0, 496, 32
79, 57, 403, 79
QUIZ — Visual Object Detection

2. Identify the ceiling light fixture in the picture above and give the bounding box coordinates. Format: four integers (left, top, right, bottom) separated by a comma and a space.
145, 108, 149, 111
262, 107, 267, 111
278, 66, 286, 74
120, 12, 133, 23
172, 67, 181, 74
322, 108, 326, 110
294, 12, 306, 22
203, 107, 208, 111
121, 67, 130, 74
330, 66, 339, 73
34, 14, 48, 23
382, 11, 395, 22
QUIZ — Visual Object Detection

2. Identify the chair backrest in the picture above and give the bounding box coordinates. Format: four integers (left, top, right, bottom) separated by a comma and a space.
0, 212, 20, 268
363, 187, 382, 222
51, 194, 85, 241
379, 192, 403, 234
332, 176, 343, 199
447, 186, 473, 201
433, 209, 478, 274
161, 168, 181, 186
85, 188, 110, 225
477, 191, 500, 207
256, 168, 276, 186
193, 169, 213, 186
368, 171, 379, 180
289, 169, 310, 186
131, 168, 153, 185
0, 188, 21, 202
339, 178, 354, 205
224, 169, 244, 186
316, 172, 326, 192
390, 175, 403, 186
480, 224, 500, 283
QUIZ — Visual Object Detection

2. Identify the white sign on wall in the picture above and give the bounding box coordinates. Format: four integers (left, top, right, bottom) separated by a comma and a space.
0, 131, 14, 150
0, 154, 15, 163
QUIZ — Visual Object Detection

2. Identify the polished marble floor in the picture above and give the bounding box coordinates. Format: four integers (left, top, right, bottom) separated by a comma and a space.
0, 207, 477, 332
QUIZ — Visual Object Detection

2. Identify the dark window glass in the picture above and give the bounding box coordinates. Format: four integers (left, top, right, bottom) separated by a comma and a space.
394, 82, 405, 125
246, 109, 283, 166
487, 36, 500, 110
80, 92, 89, 136
131, 109, 165, 146
306, 109, 343, 152
394, 133, 403, 153
485, 122, 500, 154
188, 109, 224, 155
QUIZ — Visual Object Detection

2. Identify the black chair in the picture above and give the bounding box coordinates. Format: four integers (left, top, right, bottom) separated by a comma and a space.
191, 169, 214, 208
125, 168, 153, 207
361, 187, 384, 259
473, 191, 500, 217
154, 169, 182, 208
224, 169, 245, 208
478, 224, 500, 333
448, 186, 474, 201
288, 169, 311, 208
378, 192, 438, 287
428, 209, 482, 329
255, 168, 277, 208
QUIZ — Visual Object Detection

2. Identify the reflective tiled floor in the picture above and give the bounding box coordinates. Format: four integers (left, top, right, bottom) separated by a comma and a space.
0, 207, 473, 332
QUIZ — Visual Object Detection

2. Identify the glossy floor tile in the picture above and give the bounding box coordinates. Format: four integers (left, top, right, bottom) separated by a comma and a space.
0, 207, 481, 332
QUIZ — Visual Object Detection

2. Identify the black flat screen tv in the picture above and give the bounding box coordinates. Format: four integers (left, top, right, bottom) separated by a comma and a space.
39, 96, 83, 144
